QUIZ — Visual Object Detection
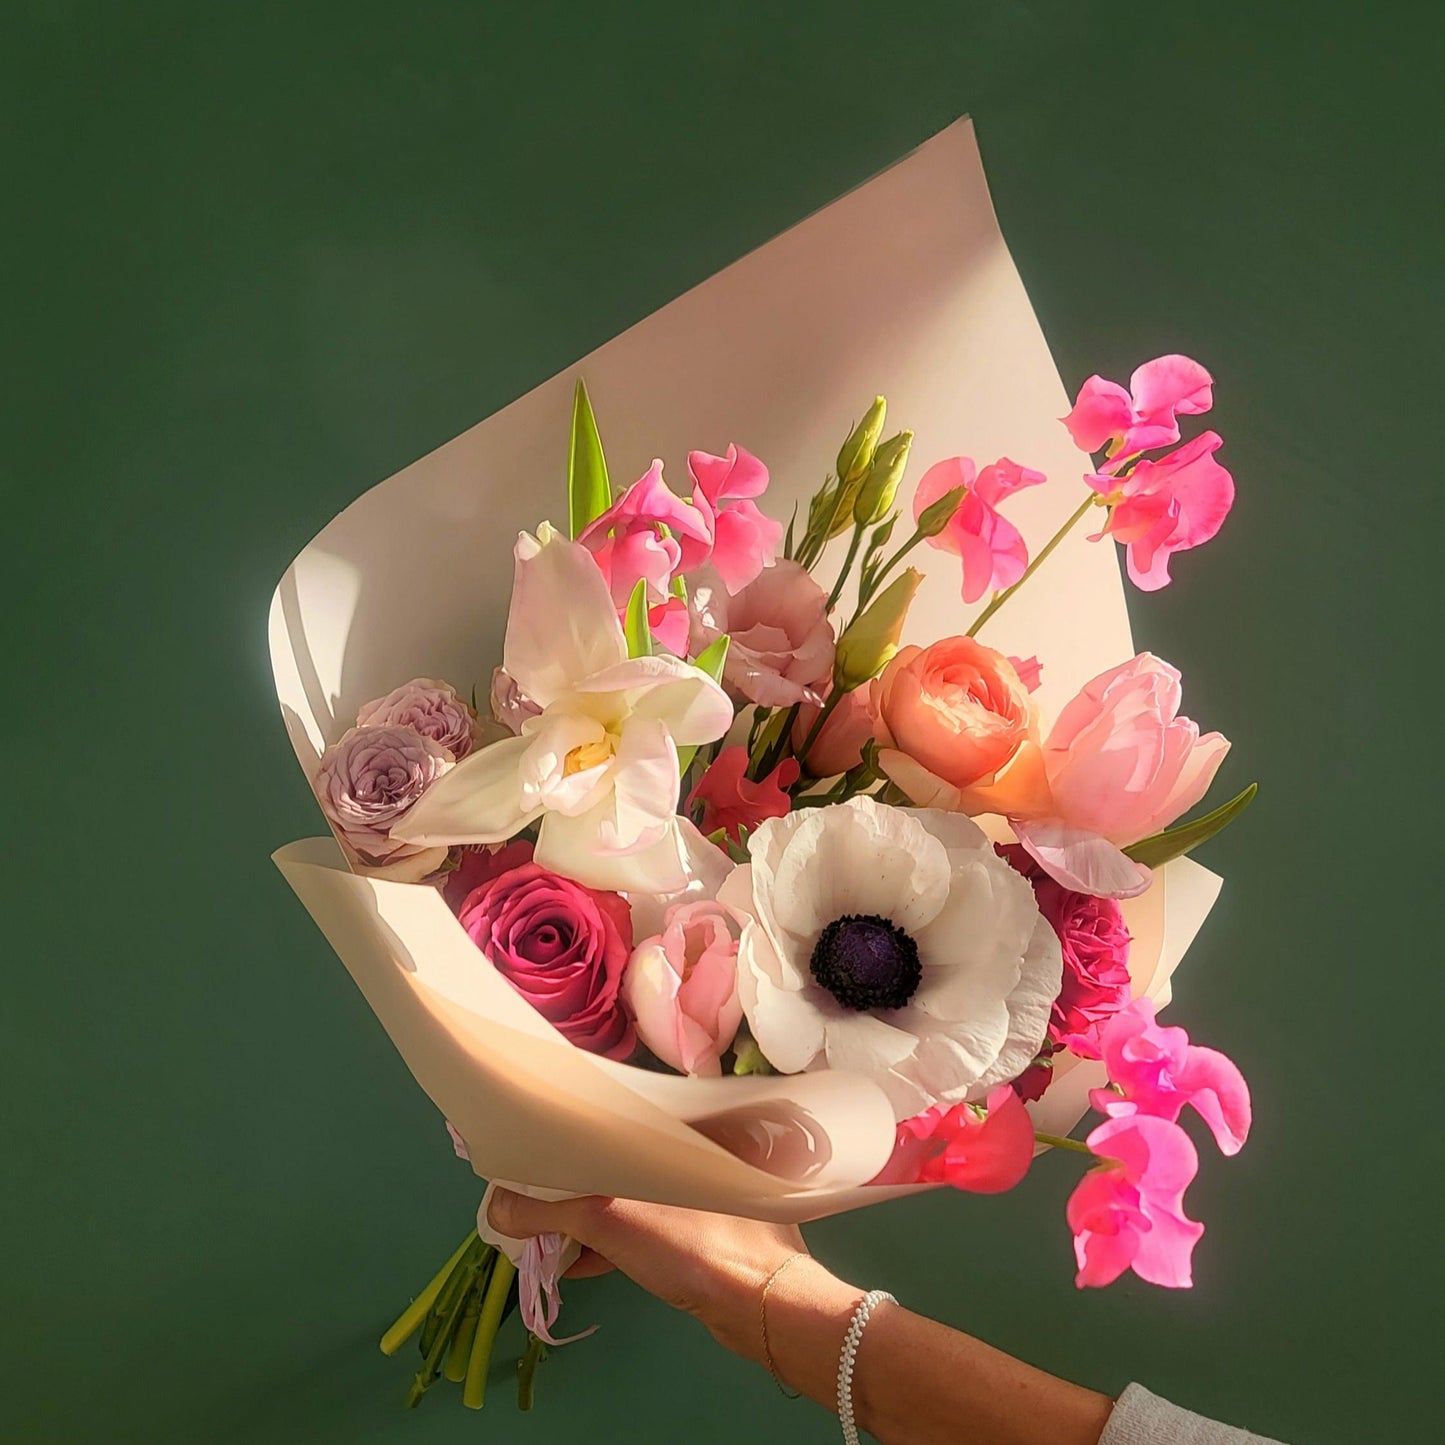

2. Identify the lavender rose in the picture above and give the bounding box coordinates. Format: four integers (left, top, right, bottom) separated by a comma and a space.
313, 724, 453, 878
453, 842, 635, 1059
356, 677, 481, 760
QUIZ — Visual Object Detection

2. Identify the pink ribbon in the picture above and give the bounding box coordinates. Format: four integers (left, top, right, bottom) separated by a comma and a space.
519, 1232, 597, 1346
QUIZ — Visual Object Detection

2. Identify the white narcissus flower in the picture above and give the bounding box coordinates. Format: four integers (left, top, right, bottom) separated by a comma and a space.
718, 796, 1062, 1119
392, 525, 734, 893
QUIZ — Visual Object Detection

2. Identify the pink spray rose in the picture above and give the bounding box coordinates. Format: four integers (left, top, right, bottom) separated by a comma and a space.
621, 899, 743, 1076
686, 445, 783, 593
687, 745, 798, 845
1082, 997, 1252, 1156
314, 724, 453, 877
871, 1086, 1034, 1193
1063, 354, 1214, 457
688, 561, 835, 708
454, 847, 635, 1059
1087, 431, 1234, 591
1068, 1115, 1204, 1289
356, 677, 482, 760
914, 456, 1047, 605
579, 459, 713, 653
792, 685, 877, 778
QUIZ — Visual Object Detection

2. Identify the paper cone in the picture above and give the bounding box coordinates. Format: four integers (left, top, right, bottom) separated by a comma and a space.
269, 119, 1221, 1221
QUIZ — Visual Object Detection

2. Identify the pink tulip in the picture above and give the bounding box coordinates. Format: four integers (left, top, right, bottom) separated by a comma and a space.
1088, 432, 1235, 591
1085, 998, 1251, 1156
621, 899, 743, 1076
687, 445, 783, 593
687, 745, 797, 845
914, 456, 1047, 605
873, 1085, 1035, 1192
1068, 1115, 1204, 1289
1063, 354, 1214, 458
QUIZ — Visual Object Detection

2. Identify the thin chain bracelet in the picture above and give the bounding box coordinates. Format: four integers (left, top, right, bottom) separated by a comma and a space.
758, 1252, 807, 1398
837, 1289, 895, 1445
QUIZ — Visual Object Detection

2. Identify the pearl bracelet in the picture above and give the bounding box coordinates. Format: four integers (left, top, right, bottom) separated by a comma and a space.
837, 1288, 894, 1445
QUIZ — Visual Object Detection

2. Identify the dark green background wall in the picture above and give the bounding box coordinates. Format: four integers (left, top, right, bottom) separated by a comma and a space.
6, 4, 1441, 1441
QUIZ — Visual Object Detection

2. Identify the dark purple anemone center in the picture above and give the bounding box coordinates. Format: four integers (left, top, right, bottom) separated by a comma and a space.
809, 913, 921, 1012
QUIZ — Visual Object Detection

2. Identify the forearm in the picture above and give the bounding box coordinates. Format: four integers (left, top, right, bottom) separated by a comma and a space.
761, 1259, 1113, 1445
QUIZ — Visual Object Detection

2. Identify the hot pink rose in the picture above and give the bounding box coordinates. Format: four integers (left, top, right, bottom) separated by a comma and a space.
454, 853, 635, 1059
1087, 431, 1234, 591
442, 839, 535, 913
1063, 354, 1214, 457
1068, 1114, 1204, 1289
792, 685, 876, 778
687, 445, 783, 593
687, 745, 797, 845
314, 724, 453, 877
914, 456, 1047, 605
621, 900, 743, 1076
1084, 998, 1251, 1156
871, 1086, 1034, 1193
688, 561, 834, 708
356, 677, 481, 759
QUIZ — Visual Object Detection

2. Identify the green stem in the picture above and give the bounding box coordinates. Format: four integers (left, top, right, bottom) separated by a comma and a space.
965, 493, 1097, 638
379, 1232, 477, 1357
826, 522, 867, 611
444, 1275, 486, 1383
852, 525, 924, 622
517, 1333, 547, 1410
463, 1255, 517, 1410
753, 702, 801, 780
406, 1249, 489, 1409
797, 687, 845, 765
420, 1236, 483, 1355
1034, 1131, 1093, 1156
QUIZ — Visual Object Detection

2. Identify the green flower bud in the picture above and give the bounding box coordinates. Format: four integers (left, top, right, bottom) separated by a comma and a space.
915, 482, 967, 538
852, 430, 914, 526
833, 567, 923, 691
836, 396, 887, 486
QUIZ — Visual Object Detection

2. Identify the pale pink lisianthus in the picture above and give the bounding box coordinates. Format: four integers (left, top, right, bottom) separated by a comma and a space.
1063, 354, 1214, 457
792, 685, 877, 778
357, 677, 481, 760
687, 745, 797, 845
913, 456, 1046, 604
1077, 997, 1251, 1156
688, 561, 835, 708
1087, 431, 1234, 591
871, 1085, 1035, 1192
314, 724, 454, 879
622, 899, 743, 1076
1068, 1114, 1204, 1289
687, 445, 783, 593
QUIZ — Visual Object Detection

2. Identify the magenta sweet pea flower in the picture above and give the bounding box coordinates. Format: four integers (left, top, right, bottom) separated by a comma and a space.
687, 445, 783, 593
1087, 431, 1235, 591
914, 456, 1046, 605
1063, 354, 1214, 458
873, 1085, 1035, 1193
1068, 1114, 1204, 1289
1086, 997, 1252, 1156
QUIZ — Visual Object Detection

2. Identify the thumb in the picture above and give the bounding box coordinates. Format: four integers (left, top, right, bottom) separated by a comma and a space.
486, 1188, 603, 1243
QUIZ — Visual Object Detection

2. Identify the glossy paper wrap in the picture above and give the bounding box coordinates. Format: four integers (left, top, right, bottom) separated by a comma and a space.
269, 120, 1222, 1223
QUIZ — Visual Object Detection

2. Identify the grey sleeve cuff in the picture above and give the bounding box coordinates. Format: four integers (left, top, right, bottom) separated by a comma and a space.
1101, 1383, 1286, 1445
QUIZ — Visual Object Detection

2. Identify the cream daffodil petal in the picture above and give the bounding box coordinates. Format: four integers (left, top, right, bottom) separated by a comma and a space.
389, 734, 540, 846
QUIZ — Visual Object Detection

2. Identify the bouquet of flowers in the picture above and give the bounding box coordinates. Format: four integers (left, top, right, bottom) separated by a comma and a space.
269, 122, 1254, 1416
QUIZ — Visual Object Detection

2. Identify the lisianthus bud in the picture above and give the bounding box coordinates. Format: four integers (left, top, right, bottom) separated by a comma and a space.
853, 431, 914, 526
915, 482, 966, 538
836, 396, 888, 486
833, 567, 923, 691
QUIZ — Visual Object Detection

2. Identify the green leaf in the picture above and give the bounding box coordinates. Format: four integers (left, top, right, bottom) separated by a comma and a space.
623, 577, 652, 658
782, 503, 798, 562
693, 632, 730, 682
1123, 783, 1258, 869
567, 378, 611, 538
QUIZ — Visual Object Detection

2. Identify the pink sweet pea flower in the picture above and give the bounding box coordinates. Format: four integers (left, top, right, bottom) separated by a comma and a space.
1063, 355, 1214, 458
687, 745, 798, 844
687, 445, 783, 593
1087, 432, 1235, 591
914, 456, 1047, 605
579, 458, 714, 622
1086, 997, 1252, 1156
1008, 655, 1043, 693
1068, 1115, 1204, 1289
871, 1086, 1034, 1192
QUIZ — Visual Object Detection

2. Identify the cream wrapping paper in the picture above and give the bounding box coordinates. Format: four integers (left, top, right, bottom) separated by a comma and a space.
270, 119, 1223, 1223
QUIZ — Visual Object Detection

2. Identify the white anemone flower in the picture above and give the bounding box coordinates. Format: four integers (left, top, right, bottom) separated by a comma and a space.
392, 525, 733, 893
718, 795, 1061, 1119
